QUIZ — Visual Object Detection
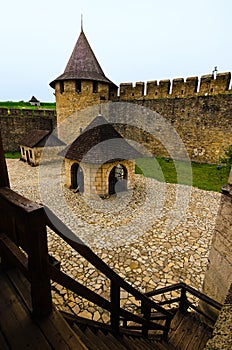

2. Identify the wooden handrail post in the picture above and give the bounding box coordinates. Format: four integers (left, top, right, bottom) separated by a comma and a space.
0, 130, 10, 188
27, 207, 52, 319
141, 301, 151, 338
163, 317, 171, 341
110, 281, 120, 333
179, 287, 189, 313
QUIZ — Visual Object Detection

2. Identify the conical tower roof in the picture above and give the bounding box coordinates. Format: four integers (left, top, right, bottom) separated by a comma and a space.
50, 30, 117, 88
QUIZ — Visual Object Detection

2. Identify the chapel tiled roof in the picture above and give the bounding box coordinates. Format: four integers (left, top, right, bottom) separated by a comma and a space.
61, 115, 143, 164
29, 96, 40, 103
50, 30, 117, 88
20, 130, 65, 148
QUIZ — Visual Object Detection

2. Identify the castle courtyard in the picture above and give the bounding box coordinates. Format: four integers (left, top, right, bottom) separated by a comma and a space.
6, 158, 222, 322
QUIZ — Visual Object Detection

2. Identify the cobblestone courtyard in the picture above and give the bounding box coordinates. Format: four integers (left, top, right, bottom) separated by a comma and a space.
7, 159, 221, 322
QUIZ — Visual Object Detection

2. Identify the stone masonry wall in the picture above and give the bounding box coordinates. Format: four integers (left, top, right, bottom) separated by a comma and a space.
118, 94, 232, 163
64, 159, 135, 196
204, 283, 232, 349
201, 169, 232, 321
55, 80, 117, 125
117, 72, 232, 163
1, 72, 232, 163
0, 108, 56, 152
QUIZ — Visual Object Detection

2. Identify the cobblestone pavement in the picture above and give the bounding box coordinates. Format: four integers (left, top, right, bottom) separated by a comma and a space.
7, 159, 221, 323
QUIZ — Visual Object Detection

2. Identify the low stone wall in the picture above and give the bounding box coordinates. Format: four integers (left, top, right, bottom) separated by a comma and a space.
201, 169, 232, 321
0, 112, 56, 152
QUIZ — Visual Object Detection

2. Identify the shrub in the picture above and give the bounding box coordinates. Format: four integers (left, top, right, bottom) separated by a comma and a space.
220, 145, 232, 166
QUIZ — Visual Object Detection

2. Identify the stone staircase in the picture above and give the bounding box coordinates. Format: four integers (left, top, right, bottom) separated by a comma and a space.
63, 309, 213, 350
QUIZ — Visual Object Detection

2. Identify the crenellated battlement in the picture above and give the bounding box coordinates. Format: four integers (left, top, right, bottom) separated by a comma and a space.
119, 72, 231, 100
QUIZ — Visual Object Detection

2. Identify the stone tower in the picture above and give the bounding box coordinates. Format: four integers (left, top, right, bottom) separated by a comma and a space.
50, 29, 118, 125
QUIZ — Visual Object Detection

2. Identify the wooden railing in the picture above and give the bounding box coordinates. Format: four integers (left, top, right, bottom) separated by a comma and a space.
44, 206, 173, 339
0, 187, 52, 318
0, 187, 172, 339
144, 283, 222, 325
0, 132, 10, 188
0, 187, 222, 340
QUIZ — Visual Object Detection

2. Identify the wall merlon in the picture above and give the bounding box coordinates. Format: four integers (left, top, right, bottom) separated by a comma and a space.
215, 72, 231, 90
119, 71, 231, 100
172, 78, 185, 97
159, 80, 171, 97
185, 76, 198, 96
199, 72, 231, 95
146, 80, 158, 97
119, 82, 144, 100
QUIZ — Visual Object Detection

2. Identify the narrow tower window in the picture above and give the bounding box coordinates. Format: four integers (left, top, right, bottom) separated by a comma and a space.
76, 80, 82, 93
93, 81, 98, 93
60, 81, 64, 94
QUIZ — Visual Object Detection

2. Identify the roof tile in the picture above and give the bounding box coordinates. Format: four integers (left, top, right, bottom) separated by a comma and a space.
50, 31, 117, 88
61, 115, 143, 164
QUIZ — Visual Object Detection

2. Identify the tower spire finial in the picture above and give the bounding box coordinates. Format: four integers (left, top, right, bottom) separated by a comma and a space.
81, 14, 83, 32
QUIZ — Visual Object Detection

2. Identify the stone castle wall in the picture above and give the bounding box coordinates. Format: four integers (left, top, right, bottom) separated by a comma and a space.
0, 108, 56, 152
1, 72, 232, 163
54, 71, 232, 164
116, 94, 232, 163
114, 72, 232, 164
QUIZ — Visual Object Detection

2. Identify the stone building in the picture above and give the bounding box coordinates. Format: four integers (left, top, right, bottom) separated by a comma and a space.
20, 129, 65, 166
62, 114, 142, 197
29, 96, 40, 106
50, 29, 118, 125
49, 27, 232, 165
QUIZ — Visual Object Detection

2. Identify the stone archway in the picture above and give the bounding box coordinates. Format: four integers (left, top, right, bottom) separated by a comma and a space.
70, 163, 84, 193
108, 164, 128, 195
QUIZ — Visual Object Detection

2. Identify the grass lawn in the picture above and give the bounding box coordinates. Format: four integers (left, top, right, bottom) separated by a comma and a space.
4, 153, 230, 192
5, 151, 21, 159
0, 101, 56, 110
135, 157, 230, 192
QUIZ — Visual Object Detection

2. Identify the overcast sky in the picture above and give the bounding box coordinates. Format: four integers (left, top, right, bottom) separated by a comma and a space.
0, 0, 231, 102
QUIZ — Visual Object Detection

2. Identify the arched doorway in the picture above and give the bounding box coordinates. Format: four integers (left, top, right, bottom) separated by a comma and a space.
71, 163, 84, 193
108, 164, 127, 195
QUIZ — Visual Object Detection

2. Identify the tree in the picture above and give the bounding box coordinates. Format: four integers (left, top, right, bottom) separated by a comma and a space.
220, 145, 232, 166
